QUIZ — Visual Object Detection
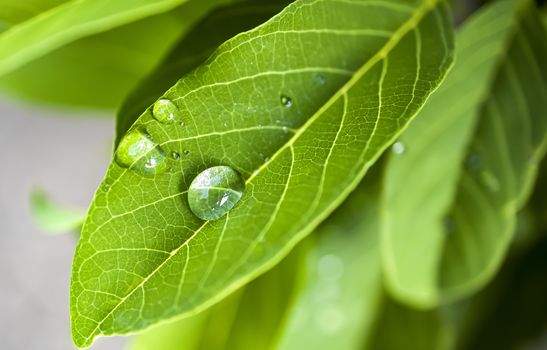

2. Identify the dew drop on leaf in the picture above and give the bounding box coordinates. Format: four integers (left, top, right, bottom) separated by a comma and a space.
171, 151, 180, 160
188, 166, 245, 221
183, 150, 191, 157
115, 129, 167, 175
467, 153, 481, 172
315, 74, 326, 85
152, 98, 182, 124
391, 141, 405, 155
280, 95, 293, 108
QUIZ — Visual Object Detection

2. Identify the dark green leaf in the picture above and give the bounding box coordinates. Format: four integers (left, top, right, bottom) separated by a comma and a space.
70, 0, 454, 347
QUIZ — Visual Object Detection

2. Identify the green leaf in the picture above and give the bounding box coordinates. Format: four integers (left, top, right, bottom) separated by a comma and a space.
116, 0, 288, 142
0, 0, 195, 76
0, 0, 235, 109
0, 0, 69, 29
381, 0, 547, 308
30, 189, 85, 234
70, 0, 454, 347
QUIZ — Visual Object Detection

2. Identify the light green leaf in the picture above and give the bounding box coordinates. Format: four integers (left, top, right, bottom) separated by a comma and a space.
30, 189, 85, 234
70, 0, 454, 347
116, 0, 287, 142
0, 0, 196, 76
382, 0, 547, 308
0, 0, 234, 109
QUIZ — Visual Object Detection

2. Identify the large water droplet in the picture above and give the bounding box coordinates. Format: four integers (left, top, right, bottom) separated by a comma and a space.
115, 129, 167, 174
152, 99, 182, 124
280, 95, 293, 108
392, 141, 405, 155
188, 166, 245, 220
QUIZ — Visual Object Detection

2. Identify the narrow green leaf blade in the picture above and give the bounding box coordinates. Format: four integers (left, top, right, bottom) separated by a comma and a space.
71, 0, 454, 347
382, 0, 547, 307
30, 189, 85, 234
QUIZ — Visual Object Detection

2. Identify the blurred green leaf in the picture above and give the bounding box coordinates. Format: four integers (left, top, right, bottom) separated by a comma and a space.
366, 296, 453, 350
30, 189, 85, 234
0, 0, 195, 76
70, 0, 454, 347
382, 0, 547, 308
0, 0, 235, 109
116, 0, 288, 143
0, 0, 69, 29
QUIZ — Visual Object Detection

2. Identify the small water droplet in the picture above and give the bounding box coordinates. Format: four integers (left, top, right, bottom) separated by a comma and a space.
280, 95, 293, 108
443, 215, 456, 234
392, 141, 405, 155
152, 99, 182, 124
467, 153, 481, 172
171, 151, 180, 160
183, 150, 191, 157
315, 74, 326, 85
282, 126, 289, 134
188, 166, 246, 220
180, 121, 185, 127
115, 129, 167, 175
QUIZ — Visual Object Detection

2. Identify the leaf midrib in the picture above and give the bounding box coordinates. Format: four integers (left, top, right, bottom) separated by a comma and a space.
81, 0, 440, 343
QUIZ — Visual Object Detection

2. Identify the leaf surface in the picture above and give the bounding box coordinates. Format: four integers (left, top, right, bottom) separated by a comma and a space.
70, 0, 454, 347
382, 0, 547, 307
116, 0, 288, 141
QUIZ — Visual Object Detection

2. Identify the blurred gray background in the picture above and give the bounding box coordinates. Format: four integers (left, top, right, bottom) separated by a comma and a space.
0, 97, 126, 350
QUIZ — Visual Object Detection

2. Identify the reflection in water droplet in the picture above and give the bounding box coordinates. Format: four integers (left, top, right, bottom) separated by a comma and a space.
153, 99, 182, 124
115, 129, 167, 174
188, 166, 246, 220
171, 151, 180, 160
392, 141, 405, 155
280, 95, 293, 108
317, 254, 344, 281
